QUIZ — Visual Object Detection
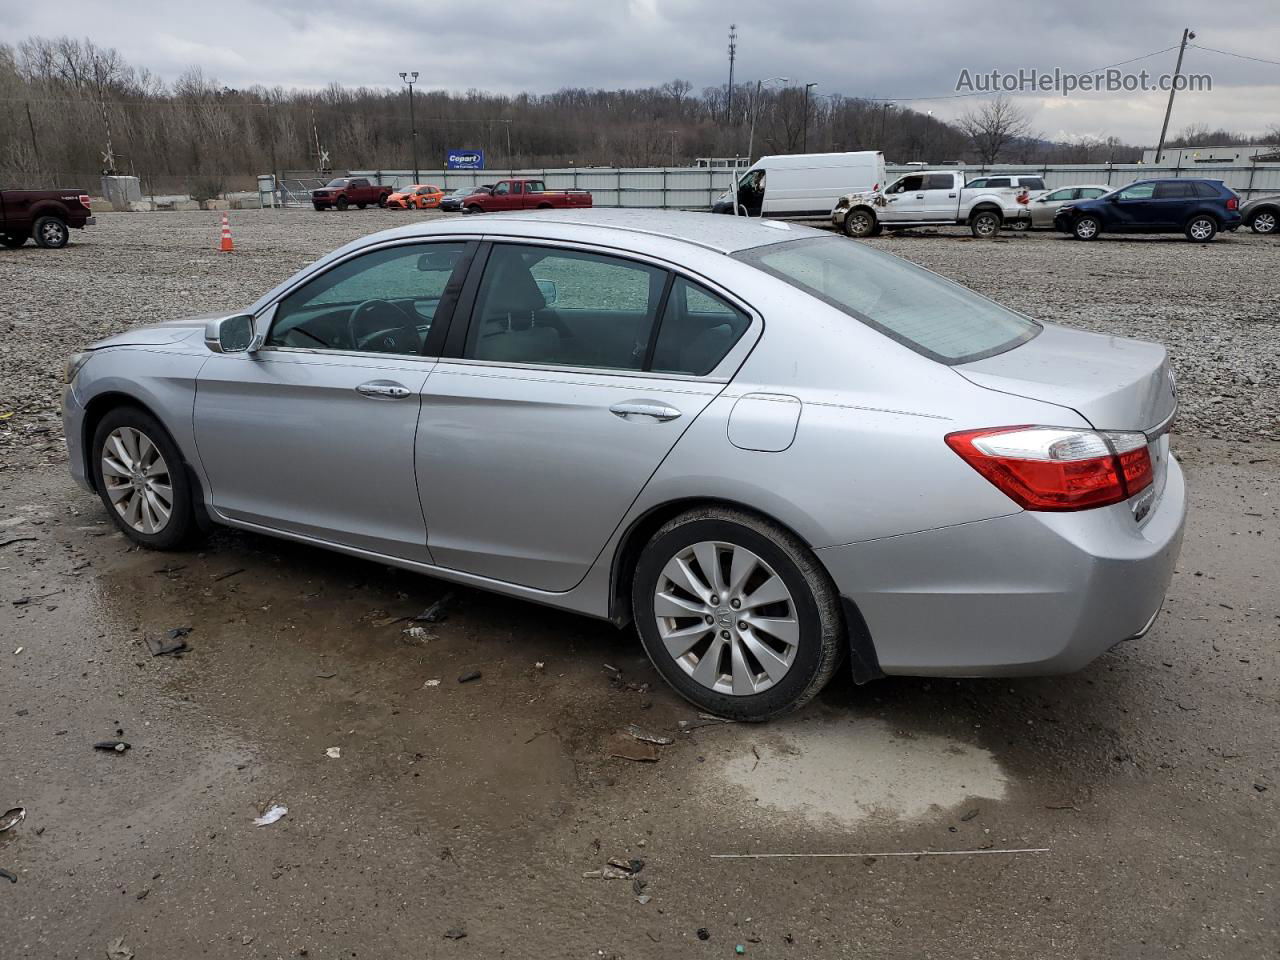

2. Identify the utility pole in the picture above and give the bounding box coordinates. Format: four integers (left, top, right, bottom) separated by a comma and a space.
802, 82, 817, 152
1155, 28, 1195, 164
726, 24, 737, 124
24, 102, 40, 172
747, 76, 789, 162
399, 71, 420, 183
669, 129, 678, 167
502, 119, 513, 173
879, 101, 892, 148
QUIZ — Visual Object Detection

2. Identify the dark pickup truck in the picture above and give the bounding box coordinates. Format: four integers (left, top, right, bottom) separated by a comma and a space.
1, 188, 95, 248
311, 177, 393, 211
461, 179, 592, 214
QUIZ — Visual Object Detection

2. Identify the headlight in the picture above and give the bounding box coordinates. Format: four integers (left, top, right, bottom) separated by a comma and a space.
64, 352, 91, 384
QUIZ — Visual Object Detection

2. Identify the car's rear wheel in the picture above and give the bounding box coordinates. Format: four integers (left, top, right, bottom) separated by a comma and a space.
1073, 215, 1101, 241
33, 216, 69, 248
2, 233, 27, 248
632, 506, 842, 721
1250, 210, 1277, 234
1185, 215, 1217, 242
1009, 218, 1031, 232
336, 196, 350, 211
969, 210, 1002, 238
842, 208, 876, 238
466, 204, 483, 214
91, 407, 196, 550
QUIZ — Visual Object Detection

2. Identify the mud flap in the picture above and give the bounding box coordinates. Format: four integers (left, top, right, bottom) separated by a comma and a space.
841, 597, 884, 685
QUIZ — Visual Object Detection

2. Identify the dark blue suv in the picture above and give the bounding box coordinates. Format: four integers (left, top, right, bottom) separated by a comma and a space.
1055, 178, 1242, 242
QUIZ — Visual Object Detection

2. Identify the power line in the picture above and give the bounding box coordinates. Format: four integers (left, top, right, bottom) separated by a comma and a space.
1189, 43, 1280, 68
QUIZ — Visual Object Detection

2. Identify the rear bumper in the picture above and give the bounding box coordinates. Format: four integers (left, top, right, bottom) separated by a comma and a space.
817, 455, 1186, 676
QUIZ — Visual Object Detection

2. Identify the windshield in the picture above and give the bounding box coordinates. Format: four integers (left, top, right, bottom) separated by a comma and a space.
324, 179, 348, 188
734, 236, 1039, 364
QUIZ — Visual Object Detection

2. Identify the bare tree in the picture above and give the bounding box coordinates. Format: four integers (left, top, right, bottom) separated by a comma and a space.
957, 96, 1032, 165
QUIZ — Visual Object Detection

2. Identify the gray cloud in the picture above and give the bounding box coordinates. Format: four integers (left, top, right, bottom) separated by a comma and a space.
9, 0, 1279, 143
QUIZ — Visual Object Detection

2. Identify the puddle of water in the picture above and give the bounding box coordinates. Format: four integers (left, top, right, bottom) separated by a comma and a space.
715, 716, 1007, 828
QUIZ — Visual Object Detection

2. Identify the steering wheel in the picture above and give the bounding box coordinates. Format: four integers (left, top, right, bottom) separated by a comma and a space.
348, 298, 418, 353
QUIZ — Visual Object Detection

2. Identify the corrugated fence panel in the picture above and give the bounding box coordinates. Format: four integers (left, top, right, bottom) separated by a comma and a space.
353, 164, 1280, 209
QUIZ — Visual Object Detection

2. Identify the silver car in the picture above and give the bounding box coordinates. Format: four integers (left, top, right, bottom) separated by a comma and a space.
1027, 184, 1115, 228
62, 210, 1185, 720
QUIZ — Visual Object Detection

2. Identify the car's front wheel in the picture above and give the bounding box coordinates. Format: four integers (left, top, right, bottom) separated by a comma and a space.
632, 506, 842, 721
1072, 215, 1101, 241
1185, 214, 1217, 242
841, 207, 877, 238
91, 407, 196, 550
336, 196, 350, 211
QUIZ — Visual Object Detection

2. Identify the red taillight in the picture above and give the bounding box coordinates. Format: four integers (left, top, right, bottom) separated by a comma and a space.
946, 426, 1152, 511
1226, 196, 1239, 211
78, 194, 91, 207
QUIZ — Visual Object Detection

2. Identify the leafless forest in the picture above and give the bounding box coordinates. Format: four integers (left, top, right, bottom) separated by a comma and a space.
3, 36, 1273, 194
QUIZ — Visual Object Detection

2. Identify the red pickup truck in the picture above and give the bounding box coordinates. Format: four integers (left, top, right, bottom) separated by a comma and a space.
461, 179, 592, 214
1, 188, 95, 248
311, 177, 393, 211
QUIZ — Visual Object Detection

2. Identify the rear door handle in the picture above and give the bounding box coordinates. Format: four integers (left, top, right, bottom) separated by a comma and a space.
356, 380, 412, 399
609, 400, 683, 422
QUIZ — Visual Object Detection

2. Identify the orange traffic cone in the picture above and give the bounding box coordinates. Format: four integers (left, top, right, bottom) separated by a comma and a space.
219, 213, 234, 252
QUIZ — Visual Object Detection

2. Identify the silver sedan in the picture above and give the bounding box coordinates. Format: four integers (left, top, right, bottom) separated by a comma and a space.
62, 210, 1185, 720
1027, 184, 1115, 227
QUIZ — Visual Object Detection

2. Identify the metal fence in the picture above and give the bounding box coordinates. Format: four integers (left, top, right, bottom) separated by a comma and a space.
332, 162, 1280, 210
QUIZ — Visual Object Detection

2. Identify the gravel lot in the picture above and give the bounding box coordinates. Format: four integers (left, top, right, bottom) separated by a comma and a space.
0, 208, 1276, 473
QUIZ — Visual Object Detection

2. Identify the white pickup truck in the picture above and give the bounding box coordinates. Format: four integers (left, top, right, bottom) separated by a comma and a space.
832, 170, 1032, 238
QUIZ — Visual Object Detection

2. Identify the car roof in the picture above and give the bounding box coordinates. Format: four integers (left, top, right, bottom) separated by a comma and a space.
379, 208, 823, 254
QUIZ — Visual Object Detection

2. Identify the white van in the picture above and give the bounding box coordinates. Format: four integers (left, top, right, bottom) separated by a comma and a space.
712, 151, 887, 220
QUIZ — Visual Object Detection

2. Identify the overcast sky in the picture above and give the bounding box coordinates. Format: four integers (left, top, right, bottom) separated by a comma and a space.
9, 0, 1280, 144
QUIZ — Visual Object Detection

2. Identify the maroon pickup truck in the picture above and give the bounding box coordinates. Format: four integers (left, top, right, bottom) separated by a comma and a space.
311, 177, 393, 211
1, 188, 95, 249
461, 179, 592, 214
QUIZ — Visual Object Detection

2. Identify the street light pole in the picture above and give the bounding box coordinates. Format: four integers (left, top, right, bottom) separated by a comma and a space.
802, 82, 817, 152
399, 71, 420, 184
747, 76, 790, 163
1155, 27, 1195, 164
879, 101, 892, 148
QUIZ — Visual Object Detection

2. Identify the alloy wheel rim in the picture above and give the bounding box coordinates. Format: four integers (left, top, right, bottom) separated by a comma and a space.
850, 213, 871, 235
1191, 220, 1212, 240
976, 215, 997, 236
1255, 212, 1276, 233
100, 427, 173, 534
653, 540, 799, 696
41, 222, 63, 244
1078, 219, 1097, 238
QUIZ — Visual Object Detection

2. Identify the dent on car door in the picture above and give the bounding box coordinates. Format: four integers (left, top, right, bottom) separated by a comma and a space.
416, 242, 754, 592
193, 240, 475, 559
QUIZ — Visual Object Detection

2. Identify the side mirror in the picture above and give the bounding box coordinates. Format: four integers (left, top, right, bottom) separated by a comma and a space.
1108, 196, 1121, 203
535, 279, 558, 305
205, 313, 258, 354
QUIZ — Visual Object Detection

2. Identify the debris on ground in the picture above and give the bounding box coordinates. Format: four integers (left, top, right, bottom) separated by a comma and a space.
401, 625, 434, 644
0, 807, 25, 832
415, 592, 455, 624
443, 927, 467, 940
325, 747, 341, 759
315, 672, 337, 680
457, 670, 482, 684
961, 808, 980, 822
253, 803, 288, 827
678, 714, 736, 733
12, 647, 22, 655
0, 536, 37, 549
0, 867, 16, 884
423, 679, 441, 688
636, 894, 652, 905
625, 724, 674, 746
105, 936, 134, 959
211, 567, 245, 582
145, 626, 192, 657
710, 847, 1049, 860
93, 741, 130, 753
607, 733, 658, 762
697, 928, 711, 940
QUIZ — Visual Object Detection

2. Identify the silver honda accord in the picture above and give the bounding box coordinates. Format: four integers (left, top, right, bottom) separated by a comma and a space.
62, 210, 1185, 720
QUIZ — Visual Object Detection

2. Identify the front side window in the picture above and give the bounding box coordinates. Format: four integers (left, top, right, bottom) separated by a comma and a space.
465, 244, 667, 370
493, 182, 511, 196
1118, 183, 1156, 200
735, 236, 1038, 365
267, 243, 470, 355
1044, 189, 1074, 201
1079, 188, 1107, 199
894, 175, 925, 193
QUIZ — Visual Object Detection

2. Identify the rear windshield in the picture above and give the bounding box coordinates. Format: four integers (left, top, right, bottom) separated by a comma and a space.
734, 236, 1039, 364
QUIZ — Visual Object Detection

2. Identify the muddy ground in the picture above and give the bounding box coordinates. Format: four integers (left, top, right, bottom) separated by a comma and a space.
1, 210, 1278, 959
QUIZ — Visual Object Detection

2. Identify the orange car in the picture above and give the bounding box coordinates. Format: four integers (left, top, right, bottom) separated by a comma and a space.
385, 184, 444, 210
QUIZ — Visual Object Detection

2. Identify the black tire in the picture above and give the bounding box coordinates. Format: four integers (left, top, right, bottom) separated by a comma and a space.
1249, 208, 1278, 235
2, 233, 27, 248
1072, 215, 1102, 241
969, 209, 1002, 238
631, 506, 843, 722
313, 203, 325, 211
1184, 214, 1218, 242
356, 202, 367, 209
90, 406, 198, 550
841, 207, 877, 238
378, 194, 390, 208
32, 216, 70, 249
336, 196, 350, 211
466, 204, 483, 215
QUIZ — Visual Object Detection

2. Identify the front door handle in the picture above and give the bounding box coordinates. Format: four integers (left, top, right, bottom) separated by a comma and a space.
356, 380, 412, 399
609, 400, 683, 423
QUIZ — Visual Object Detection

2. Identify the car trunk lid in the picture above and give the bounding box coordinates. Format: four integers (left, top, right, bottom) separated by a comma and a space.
955, 322, 1175, 433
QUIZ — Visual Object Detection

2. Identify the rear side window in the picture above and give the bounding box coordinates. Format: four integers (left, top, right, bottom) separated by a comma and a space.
1079, 188, 1108, 199
735, 236, 1038, 365
651, 279, 751, 376
1019, 177, 1046, 190
1155, 181, 1195, 199
924, 174, 954, 190
1192, 181, 1221, 198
